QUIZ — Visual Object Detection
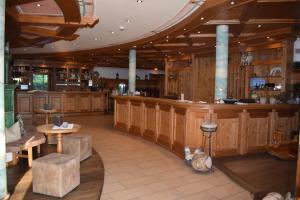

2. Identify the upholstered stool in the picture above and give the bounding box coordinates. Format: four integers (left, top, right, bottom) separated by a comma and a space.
63, 134, 92, 161
32, 153, 80, 197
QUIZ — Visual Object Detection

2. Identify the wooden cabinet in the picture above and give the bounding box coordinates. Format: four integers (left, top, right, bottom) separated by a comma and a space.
114, 96, 300, 158
16, 91, 108, 117
63, 94, 78, 112
16, 93, 33, 115
78, 94, 90, 112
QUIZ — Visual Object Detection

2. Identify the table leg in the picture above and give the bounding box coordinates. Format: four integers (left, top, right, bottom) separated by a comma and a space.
57, 133, 63, 153
45, 113, 49, 124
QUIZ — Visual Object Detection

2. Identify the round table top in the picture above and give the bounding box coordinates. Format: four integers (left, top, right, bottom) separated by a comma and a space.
34, 109, 58, 114
36, 124, 81, 134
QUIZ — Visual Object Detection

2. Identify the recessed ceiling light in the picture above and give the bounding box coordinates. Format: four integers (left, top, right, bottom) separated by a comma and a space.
37, 3, 41, 7
258, 24, 262, 28
137, 0, 143, 4
267, 36, 270, 39
154, 68, 158, 71
111, 31, 115, 34
230, 1, 235, 5
184, 28, 187, 31
150, 41, 153, 44
166, 36, 169, 39
119, 26, 125, 31
197, 31, 201, 34
94, 37, 98, 41
166, 39, 169, 42
201, 17, 204, 20
238, 41, 241, 44
133, 45, 137, 48
126, 19, 131, 23
118, 49, 121, 51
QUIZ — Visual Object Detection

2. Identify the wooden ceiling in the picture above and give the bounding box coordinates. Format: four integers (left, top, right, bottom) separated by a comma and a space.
6, 0, 98, 48
10, 0, 300, 70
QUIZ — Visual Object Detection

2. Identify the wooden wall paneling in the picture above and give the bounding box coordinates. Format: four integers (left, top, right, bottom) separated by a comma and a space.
91, 93, 104, 112
48, 94, 62, 112
185, 109, 209, 149
172, 107, 186, 158
157, 103, 173, 149
63, 93, 78, 112
78, 94, 91, 112
33, 93, 48, 111
192, 56, 215, 103
115, 99, 129, 132
247, 110, 271, 153
143, 101, 158, 142
16, 93, 33, 115
228, 53, 246, 99
213, 110, 241, 156
239, 110, 249, 154
176, 68, 192, 100
129, 100, 144, 136
268, 110, 277, 145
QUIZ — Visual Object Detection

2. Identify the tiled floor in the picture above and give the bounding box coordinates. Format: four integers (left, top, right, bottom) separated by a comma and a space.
67, 115, 253, 200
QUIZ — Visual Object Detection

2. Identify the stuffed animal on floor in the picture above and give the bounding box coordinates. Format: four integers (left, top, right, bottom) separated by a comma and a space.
184, 147, 212, 172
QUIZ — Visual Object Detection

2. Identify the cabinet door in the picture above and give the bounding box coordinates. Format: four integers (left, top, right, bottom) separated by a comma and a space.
63, 94, 78, 113
91, 93, 104, 112
49, 94, 62, 112
78, 94, 90, 112
34, 93, 48, 111
17, 94, 33, 114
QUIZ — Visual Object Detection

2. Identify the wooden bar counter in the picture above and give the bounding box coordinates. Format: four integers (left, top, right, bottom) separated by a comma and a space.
16, 91, 109, 118
114, 96, 300, 158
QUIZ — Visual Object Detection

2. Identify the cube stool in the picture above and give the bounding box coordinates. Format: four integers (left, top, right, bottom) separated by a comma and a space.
63, 133, 92, 161
32, 153, 80, 198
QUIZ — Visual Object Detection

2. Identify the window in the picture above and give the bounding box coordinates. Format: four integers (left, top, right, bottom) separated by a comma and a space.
32, 74, 48, 90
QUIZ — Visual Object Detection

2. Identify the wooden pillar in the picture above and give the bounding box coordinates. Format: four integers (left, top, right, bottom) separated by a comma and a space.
0, 0, 8, 198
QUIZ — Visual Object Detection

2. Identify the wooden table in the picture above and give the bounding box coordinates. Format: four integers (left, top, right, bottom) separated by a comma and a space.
34, 109, 57, 124
36, 124, 81, 153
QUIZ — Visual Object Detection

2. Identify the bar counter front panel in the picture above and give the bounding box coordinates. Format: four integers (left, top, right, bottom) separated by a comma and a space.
16, 91, 108, 118
114, 96, 299, 158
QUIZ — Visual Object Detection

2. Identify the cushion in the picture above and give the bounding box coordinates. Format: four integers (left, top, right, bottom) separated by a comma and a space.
5, 121, 21, 143
16, 114, 26, 136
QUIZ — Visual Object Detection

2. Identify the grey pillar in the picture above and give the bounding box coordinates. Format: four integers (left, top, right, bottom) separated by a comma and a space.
0, 0, 8, 198
215, 25, 229, 101
128, 49, 136, 95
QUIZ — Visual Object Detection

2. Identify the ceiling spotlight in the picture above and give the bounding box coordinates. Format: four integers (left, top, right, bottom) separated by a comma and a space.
238, 41, 241, 44
133, 45, 137, 48
111, 31, 115, 34
126, 19, 131, 23
154, 68, 158, 71
118, 49, 121, 51
166, 39, 169, 42
197, 31, 201, 34
94, 37, 98, 41
166, 36, 169, 38
119, 26, 125, 31
150, 41, 153, 44
36, 3, 41, 7
184, 28, 187, 31
258, 24, 262, 28
137, 0, 143, 4
267, 36, 270, 39
230, 1, 235, 5
201, 17, 204, 20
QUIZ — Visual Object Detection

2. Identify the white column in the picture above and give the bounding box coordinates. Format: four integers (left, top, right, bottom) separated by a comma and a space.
128, 49, 136, 95
215, 25, 229, 101
0, 0, 8, 198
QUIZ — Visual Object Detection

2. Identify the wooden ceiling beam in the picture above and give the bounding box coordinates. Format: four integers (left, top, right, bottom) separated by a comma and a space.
6, 0, 40, 7
246, 19, 300, 24
21, 26, 79, 41
17, 15, 99, 27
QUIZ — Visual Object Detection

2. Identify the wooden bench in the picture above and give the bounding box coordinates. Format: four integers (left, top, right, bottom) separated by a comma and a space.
6, 130, 46, 167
